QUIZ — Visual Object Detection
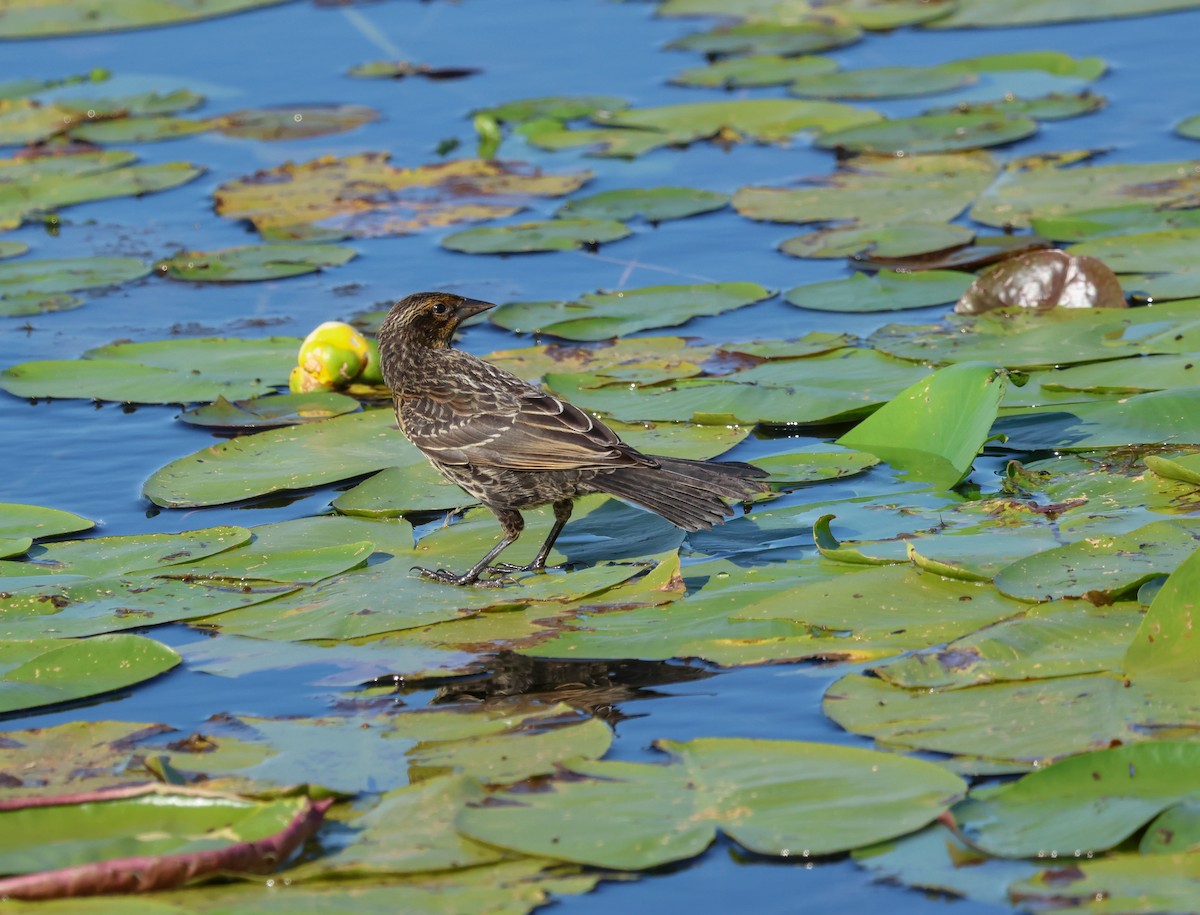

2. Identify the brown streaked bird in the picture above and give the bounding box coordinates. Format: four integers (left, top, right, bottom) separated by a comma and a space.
377, 291, 768, 586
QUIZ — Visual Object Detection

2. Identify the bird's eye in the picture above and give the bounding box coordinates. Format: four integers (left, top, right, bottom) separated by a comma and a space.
432, 302, 448, 316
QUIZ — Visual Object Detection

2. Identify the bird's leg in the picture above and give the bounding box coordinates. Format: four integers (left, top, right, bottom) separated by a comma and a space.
489, 499, 573, 575
413, 510, 523, 587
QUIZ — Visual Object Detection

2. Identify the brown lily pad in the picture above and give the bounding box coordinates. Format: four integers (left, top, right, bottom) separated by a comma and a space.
215, 154, 591, 239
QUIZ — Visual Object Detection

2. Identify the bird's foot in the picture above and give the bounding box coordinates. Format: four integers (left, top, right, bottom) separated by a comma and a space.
412, 566, 514, 588
486, 560, 581, 576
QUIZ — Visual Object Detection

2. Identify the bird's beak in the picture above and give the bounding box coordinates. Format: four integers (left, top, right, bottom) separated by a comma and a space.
456, 297, 496, 320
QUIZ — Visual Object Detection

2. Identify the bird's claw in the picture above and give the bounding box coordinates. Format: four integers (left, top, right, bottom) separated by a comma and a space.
411, 566, 513, 588
486, 561, 546, 575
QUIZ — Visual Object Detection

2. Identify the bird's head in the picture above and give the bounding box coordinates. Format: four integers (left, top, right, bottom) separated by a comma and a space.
378, 292, 496, 350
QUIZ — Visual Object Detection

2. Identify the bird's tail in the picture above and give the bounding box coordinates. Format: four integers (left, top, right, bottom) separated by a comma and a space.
592, 456, 768, 532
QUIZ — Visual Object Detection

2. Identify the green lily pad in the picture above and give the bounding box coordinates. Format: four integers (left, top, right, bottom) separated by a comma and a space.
853, 823, 1039, 909
0, 242, 27, 259
530, 98, 882, 158
867, 299, 1190, 369
838, 362, 1009, 488
817, 112, 1038, 154
658, 0, 954, 30
491, 282, 771, 340
956, 742, 1200, 858
331, 463, 475, 517
0, 293, 85, 317
178, 391, 362, 429
1069, 227, 1200, 274
0, 257, 149, 305
0, 503, 93, 545
556, 187, 729, 222
939, 50, 1108, 80
1178, 113, 1200, 140
926, 0, 1200, 28
389, 704, 613, 786
286, 776, 506, 879
474, 95, 627, 125
458, 737, 964, 868
780, 222, 975, 260
1, 336, 298, 404
1039, 355, 1200, 394
734, 565, 1027, 662
215, 154, 591, 239
666, 21, 862, 57
997, 387, 1200, 451
0, 0, 292, 38
546, 348, 933, 426
753, 449, 879, 485
0, 635, 180, 714
785, 269, 973, 313
971, 155, 1200, 230
874, 600, 1139, 690
994, 519, 1200, 603
0, 149, 203, 232
441, 218, 630, 254
734, 151, 997, 228
926, 91, 1106, 122
790, 65, 977, 100
1010, 849, 1200, 912
1034, 205, 1200, 242
825, 538, 1200, 765
1146, 451, 1200, 486
68, 114, 210, 144
145, 410, 415, 508
671, 53, 838, 89
155, 243, 356, 282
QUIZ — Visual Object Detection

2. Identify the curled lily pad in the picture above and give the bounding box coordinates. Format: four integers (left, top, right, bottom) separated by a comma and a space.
0, 0, 292, 38
491, 282, 771, 340
0, 336, 297, 404
214, 104, 379, 140
0, 635, 180, 714
817, 112, 1037, 154
155, 243, 356, 282
785, 270, 973, 313
215, 154, 591, 239
0, 149, 203, 232
0, 789, 327, 900
441, 218, 630, 254
178, 391, 362, 429
955, 249, 1126, 314
556, 187, 729, 223
838, 362, 1009, 488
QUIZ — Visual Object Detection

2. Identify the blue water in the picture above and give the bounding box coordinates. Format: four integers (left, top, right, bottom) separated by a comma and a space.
3, 0, 1198, 910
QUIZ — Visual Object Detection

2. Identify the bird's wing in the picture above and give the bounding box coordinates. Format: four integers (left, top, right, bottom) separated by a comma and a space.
399, 362, 652, 471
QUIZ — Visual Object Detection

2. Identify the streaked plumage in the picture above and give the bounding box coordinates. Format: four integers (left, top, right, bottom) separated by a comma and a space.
378, 291, 767, 585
